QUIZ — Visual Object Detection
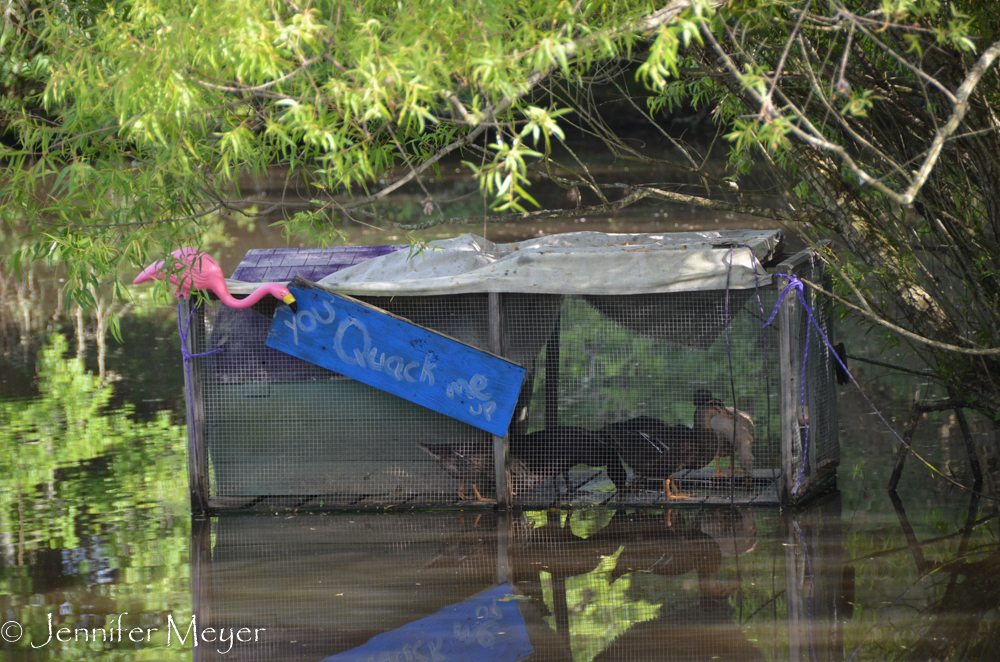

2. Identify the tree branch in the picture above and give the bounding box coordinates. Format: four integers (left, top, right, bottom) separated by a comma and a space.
804, 278, 1000, 356
379, 188, 652, 230
705, 13, 1000, 206
340, 0, 727, 211
195, 56, 323, 93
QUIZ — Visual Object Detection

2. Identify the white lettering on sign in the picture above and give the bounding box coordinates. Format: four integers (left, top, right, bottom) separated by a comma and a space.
282, 299, 338, 345
330, 316, 429, 385
453, 601, 504, 648
360, 637, 444, 662
446, 375, 498, 421
284, 301, 441, 388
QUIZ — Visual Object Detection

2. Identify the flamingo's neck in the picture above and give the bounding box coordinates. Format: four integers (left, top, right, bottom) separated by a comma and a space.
210, 282, 285, 309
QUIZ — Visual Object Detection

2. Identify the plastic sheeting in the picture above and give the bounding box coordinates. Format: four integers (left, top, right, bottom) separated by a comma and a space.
226, 230, 780, 296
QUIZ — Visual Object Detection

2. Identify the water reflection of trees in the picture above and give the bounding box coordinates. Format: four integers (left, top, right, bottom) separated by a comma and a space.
0, 334, 191, 659
1, 264, 186, 416
1, 265, 123, 389
847, 493, 1000, 661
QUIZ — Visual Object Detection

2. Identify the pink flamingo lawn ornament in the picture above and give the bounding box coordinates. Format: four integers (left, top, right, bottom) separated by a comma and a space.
133, 247, 297, 312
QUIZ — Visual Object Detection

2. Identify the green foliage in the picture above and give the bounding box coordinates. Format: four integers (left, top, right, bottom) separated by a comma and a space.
2, 0, 999, 416
0, 333, 186, 509
467, 135, 542, 212
1, 0, 658, 305
0, 333, 191, 659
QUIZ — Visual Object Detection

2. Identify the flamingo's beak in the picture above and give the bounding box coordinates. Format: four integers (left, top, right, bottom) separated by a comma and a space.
283, 293, 298, 313
133, 260, 164, 285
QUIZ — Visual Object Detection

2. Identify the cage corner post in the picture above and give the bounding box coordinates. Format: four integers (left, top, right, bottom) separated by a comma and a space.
181, 298, 211, 515
776, 272, 799, 506
190, 515, 212, 662
489, 293, 512, 509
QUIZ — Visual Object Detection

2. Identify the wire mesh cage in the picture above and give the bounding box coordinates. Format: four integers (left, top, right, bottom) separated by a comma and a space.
179, 233, 838, 512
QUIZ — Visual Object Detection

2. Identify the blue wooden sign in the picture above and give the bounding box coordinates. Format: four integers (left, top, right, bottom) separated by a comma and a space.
266, 280, 526, 436
319, 583, 533, 662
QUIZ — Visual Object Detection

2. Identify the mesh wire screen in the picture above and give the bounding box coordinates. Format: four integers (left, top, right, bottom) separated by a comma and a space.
183, 256, 837, 510
196, 295, 499, 505
508, 290, 782, 507
193, 502, 844, 662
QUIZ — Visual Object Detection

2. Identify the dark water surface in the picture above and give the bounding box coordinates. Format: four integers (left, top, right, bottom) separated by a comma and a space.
2, 155, 1000, 660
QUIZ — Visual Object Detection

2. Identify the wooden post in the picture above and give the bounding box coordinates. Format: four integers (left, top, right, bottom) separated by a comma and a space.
182, 300, 210, 515
545, 315, 561, 431
783, 515, 803, 662
190, 516, 212, 662
777, 274, 798, 504
489, 293, 512, 509
821, 266, 841, 479
496, 511, 510, 584
805, 259, 819, 487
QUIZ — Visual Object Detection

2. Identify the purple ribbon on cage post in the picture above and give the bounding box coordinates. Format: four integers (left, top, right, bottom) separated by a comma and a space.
728, 245, 946, 499
722, 245, 829, 495
722, 243, 835, 496
763, 273, 829, 495
177, 302, 223, 420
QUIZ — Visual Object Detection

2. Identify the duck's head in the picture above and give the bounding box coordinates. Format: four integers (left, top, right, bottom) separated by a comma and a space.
694, 391, 731, 426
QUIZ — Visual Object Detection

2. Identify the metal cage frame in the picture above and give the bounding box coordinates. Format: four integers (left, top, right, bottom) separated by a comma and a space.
181, 244, 838, 514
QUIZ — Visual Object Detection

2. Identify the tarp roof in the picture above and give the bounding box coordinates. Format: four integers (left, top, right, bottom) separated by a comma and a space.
228, 230, 780, 296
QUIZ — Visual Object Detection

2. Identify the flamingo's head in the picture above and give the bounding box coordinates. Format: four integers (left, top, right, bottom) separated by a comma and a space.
132, 248, 204, 287
132, 259, 165, 285
274, 286, 297, 313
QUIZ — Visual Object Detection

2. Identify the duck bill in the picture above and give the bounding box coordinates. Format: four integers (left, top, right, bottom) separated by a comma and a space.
282, 293, 298, 313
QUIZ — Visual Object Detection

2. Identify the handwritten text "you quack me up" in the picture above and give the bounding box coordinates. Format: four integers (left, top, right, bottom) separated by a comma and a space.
283, 300, 499, 421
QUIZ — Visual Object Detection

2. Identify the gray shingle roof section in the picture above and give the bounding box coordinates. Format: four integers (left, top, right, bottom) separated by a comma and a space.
231, 245, 403, 282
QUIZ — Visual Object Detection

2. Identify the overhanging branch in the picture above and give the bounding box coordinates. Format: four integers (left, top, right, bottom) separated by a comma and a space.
374, 182, 802, 231
339, 0, 727, 212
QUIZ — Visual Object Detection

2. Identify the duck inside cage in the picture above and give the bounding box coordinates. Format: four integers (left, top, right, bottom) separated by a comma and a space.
179, 231, 839, 513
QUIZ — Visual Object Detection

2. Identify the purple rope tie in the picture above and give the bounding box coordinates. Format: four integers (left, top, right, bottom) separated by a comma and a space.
734, 251, 947, 501
177, 302, 223, 424
178, 302, 223, 363
764, 273, 841, 494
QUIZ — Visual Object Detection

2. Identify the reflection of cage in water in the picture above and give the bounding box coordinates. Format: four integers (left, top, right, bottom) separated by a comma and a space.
181, 232, 838, 513
191, 496, 845, 662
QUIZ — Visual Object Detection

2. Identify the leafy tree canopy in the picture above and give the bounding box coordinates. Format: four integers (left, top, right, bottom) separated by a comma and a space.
3, 0, 1000, 414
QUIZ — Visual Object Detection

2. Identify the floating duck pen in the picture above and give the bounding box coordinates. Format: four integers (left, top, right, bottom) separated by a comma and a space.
180, 231, 839, 513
